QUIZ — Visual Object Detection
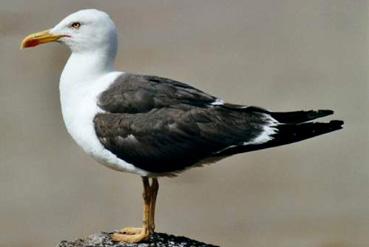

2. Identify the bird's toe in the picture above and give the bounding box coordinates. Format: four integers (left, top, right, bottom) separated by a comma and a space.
111, 227, 149, 243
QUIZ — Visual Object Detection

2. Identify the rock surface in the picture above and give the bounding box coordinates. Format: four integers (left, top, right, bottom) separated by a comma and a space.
57, 232, 219, 247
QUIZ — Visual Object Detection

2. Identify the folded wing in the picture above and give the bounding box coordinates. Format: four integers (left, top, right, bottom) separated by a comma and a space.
94, 73, 343, 174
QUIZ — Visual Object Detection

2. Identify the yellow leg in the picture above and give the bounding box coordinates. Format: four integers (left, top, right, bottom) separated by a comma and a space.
149, 178, 159, 233
112, 177, 159, 243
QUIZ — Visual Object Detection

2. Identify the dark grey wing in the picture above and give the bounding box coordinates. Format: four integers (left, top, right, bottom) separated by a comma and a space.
95, 73, 343, 174
94, 106, 269, 173
98, 73, 219, 114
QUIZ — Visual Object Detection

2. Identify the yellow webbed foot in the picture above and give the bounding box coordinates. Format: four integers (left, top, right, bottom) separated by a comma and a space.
112, 227, 150, 243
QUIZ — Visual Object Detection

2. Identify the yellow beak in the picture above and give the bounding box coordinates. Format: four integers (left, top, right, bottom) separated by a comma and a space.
20, 30, 66, 49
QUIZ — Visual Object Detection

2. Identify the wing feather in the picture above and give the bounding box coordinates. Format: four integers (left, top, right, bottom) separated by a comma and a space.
94, 105, 268, 173
94, 73, 342, 174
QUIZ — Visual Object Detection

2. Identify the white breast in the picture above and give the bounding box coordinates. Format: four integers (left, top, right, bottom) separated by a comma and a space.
59, 71, 150, 177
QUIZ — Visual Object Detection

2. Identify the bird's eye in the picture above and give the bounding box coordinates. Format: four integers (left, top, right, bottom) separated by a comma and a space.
70, 22, 81, 29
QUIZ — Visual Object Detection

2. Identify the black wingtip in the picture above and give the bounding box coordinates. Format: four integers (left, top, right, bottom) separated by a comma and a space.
214, 118, 344, 157
328, 120, 344, 130
270, 109, 336, 124
317, 109, 334, 116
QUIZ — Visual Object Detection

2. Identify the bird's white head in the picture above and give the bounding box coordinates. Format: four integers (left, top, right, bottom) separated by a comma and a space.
21, 9, 118, 55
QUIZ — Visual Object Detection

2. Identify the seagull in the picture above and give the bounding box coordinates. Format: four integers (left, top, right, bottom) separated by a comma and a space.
21, 9, 343, 243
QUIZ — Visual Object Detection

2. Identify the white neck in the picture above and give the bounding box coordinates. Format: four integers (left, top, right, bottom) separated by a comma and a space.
58, 46, 119, 135
61, 47, 116, 84
58, 46, 130, 172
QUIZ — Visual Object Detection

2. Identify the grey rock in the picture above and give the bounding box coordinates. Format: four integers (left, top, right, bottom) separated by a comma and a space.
57, 232, 220, 247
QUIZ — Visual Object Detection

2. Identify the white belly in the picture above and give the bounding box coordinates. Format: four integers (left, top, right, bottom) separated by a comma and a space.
59, 71, 150, 177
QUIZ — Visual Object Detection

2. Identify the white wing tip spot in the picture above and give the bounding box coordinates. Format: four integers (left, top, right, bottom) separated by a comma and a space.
244, 114, 279, 145
211, 98, 224, 106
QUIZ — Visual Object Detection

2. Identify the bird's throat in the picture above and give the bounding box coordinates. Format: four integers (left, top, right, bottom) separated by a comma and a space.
61, 50, 115, 84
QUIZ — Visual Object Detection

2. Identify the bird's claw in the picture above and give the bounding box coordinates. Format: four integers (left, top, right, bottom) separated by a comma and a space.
112, 227, 149, 243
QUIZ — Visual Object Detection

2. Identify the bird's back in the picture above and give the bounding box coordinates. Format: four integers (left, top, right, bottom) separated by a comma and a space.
93, 73, 343, 175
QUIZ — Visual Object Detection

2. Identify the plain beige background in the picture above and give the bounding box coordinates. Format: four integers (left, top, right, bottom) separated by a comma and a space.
0, 1, 368, 246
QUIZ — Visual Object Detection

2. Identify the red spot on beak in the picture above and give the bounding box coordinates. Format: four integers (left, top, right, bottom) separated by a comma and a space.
24, 39, 40, 48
